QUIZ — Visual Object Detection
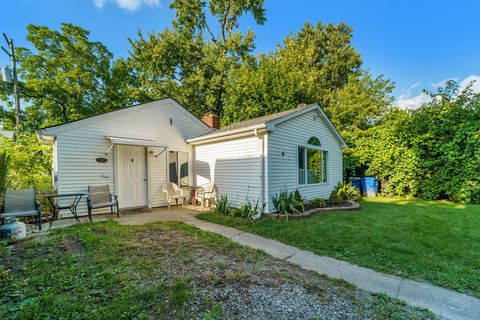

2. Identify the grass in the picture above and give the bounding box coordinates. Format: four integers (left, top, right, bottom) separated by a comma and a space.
198, 197, 480, 297
0, 220, 257, 319
0, 218, 436, 319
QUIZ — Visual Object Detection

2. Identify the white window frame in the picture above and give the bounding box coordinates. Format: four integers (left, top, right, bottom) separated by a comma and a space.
297, 143, 328, 186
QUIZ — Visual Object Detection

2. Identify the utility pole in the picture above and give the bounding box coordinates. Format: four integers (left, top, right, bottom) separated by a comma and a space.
1, 33, 21, 132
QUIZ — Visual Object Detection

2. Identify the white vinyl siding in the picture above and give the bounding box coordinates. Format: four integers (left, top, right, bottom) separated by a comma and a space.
267, 110, 343, 212
53, 100, 210, 217
194, 137, 261, 208
147, 147, 168, 207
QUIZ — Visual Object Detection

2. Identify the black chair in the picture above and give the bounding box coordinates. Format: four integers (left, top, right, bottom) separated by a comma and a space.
0, 189, 42, 230
86, 185, 119, 222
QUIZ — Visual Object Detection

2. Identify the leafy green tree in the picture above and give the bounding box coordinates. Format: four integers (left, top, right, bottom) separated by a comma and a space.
0, 23, 134, 130
408, 83, 480, 203
354, 81, 480, 203
223, 21, 366, 125
127, 0, 266, 117
1, 133, 52, 191
353, 108, 421, 196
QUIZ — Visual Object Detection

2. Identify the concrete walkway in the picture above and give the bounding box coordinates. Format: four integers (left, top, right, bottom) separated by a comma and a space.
39, 208, 480, 320
185, 219, 479, 320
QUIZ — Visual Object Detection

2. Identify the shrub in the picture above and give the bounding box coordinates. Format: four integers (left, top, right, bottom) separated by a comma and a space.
293, 189, 304, 211
230, 198, 259, 218
1, 133, 52, 192
272, 189, 304, 216
308, 198, 326, 208
214, 194, 230, 214
328, 190, 342, 205
336, 182, 360, 200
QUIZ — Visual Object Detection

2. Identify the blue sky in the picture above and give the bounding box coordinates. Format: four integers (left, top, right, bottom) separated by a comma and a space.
2, 0, 480, 108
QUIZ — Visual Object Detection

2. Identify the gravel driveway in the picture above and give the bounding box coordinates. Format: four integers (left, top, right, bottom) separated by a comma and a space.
131, 225, 435, 319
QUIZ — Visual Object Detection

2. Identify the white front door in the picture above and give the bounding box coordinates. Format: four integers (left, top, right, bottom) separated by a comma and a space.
118, 145, 147, 208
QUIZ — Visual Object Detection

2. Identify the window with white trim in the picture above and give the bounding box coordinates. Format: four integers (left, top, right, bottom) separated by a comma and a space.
298, 137, 327, 185
169, 151, 189, 186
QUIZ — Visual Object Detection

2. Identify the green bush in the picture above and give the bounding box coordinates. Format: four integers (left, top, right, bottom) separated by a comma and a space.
308, 198, 326, 208
351, 84, 480, 203
271, 189, 304, 215
336, 182, 360, 201
1, 133, 52, 192
230, 198, 259, 218
328, 190, 342, 205
214, 194, 230, 214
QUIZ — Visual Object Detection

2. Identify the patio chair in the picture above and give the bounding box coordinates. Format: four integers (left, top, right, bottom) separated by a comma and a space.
162, 182, 186, 209
87, 185, 119, 221
0, 189, 42, 230
194, 183, 217, 210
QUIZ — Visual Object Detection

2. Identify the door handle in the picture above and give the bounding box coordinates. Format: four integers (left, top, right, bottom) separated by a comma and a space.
144, 178, 148, 181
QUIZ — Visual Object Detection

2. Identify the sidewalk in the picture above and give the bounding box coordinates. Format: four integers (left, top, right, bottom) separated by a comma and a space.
184, 218, 480, 320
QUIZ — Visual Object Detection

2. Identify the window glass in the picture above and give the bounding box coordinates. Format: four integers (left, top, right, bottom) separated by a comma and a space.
298, 147, 328, 184
169, 151, 189, 186
168, 151, 178, 184
178, 152, 189, 186
307, 148, 321, 184
298, 146, 305, 184
308, 136, 321, 146
322, 150, 328, 183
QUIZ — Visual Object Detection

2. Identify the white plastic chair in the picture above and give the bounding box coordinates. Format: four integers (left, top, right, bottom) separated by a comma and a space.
162, 182, 185, 209
194, 183, 217, 210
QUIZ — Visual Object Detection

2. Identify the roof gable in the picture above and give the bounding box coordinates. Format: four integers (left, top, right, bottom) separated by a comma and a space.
38, 97, 212, 136
266, 104, 348, 148
188, 103, 348, 148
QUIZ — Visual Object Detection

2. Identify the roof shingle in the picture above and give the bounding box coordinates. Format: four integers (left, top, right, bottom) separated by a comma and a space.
211, 103, 313, 135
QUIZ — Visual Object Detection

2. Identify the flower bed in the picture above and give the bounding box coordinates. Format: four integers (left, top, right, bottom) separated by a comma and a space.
267, 200, 360, 220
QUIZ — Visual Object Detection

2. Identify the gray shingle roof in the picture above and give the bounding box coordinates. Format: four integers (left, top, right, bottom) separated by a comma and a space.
210, 103, 313, 135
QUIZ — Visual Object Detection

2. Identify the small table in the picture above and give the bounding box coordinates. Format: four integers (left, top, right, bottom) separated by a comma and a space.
42, 193, 85, 228
187, 186, 202, 206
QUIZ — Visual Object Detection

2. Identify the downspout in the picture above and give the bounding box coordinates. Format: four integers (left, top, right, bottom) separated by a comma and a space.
253, 128, 264, 220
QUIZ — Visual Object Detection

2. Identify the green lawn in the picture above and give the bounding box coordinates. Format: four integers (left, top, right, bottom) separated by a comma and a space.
0, 220, 434, 319
198, 197, 480, 297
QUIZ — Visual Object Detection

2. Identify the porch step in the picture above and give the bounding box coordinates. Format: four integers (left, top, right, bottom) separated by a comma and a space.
120, 207, 152, 215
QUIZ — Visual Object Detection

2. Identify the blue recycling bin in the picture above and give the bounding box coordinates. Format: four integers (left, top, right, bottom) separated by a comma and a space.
361, 177, 378, 197
349, 177, 361, 193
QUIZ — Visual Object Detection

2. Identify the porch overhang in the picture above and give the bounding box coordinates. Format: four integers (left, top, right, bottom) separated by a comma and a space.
105, 136, 167, 155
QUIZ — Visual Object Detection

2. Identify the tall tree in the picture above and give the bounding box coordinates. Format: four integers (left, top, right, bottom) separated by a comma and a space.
127, 0, 266, 117
223, 22, 369, 125
0, 23, 133, 130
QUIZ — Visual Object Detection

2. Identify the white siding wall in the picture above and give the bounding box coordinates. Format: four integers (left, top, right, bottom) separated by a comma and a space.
147, 147, 168, 207
194, 136, 261, 208
267, 110, 343, 212
53, 100, 210, 216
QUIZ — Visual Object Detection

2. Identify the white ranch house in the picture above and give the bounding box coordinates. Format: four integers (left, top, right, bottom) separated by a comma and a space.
37, 98, 347, 215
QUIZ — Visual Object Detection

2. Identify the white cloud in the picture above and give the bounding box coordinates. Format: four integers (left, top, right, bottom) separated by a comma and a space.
396, 91, 432, 110
430, 77, 459, 89
396, 74, 480, 109
93, 0, 106, 8
93, 0, 160, 11
458, 75, 480, 93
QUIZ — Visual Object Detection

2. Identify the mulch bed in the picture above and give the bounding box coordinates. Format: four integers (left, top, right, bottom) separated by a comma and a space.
267, 200, 360, 220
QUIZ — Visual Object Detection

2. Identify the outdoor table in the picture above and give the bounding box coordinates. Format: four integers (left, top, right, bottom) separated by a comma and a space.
188, 186, 201, 205
42, 193, 85, 228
